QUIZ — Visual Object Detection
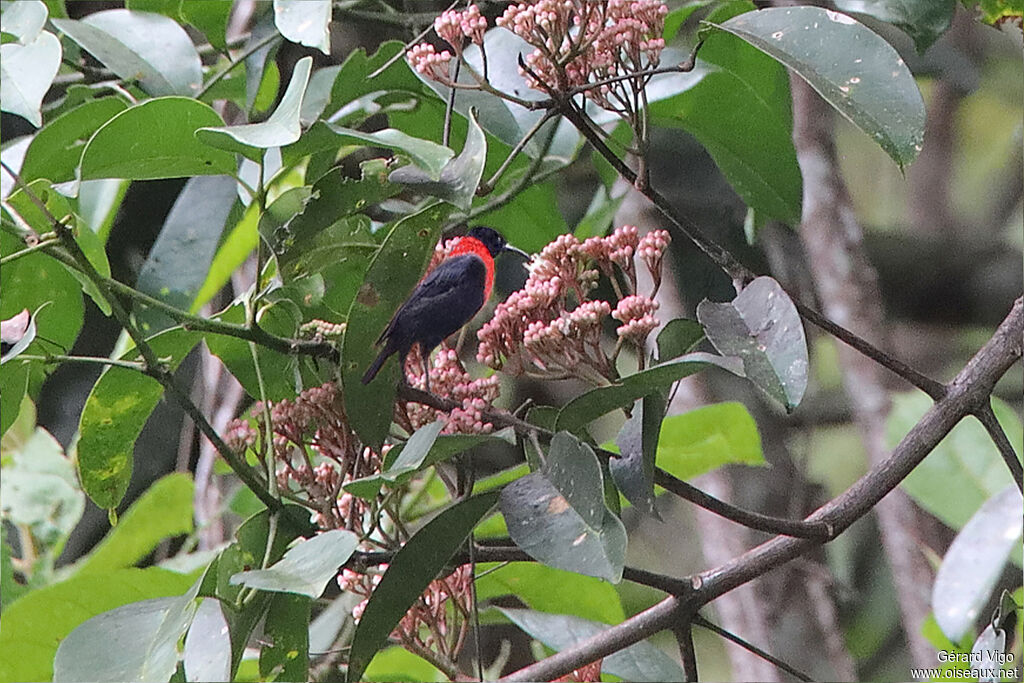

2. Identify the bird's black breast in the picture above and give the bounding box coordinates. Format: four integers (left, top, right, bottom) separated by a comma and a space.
385, 254, 488, 353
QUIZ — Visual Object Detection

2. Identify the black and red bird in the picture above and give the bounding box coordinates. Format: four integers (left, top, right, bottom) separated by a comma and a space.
362, 226, 528, 386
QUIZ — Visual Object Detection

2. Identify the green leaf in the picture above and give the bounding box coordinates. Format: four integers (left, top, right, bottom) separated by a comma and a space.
53, 576, 202, 683
610, 394, 666, 518
192, 202, 259, 311
835, 0, 955, 52
555, 351, 743, 431
656, 318, 705, 362
1, 1, 48, 43
0, 362, 29, 438
340, 202, 449, 447
389, 108, 488, 212
650, 31, 802, 223
654, 402, 766, 481
932, 485, 1023, 642
0, 425, 84, 556
346, 491, 500, 683
500, 432, 627, 583
0, 229, 84, 392
363, 647, 445, 683
259, 593, 311, 681
203, 302, 299, 401
197, 56, 313, 161
0, 31, 61, 127
77, 178, 129, 243
475, 562, 625, 625
135, 175, 238, 334
73, 473, 194, 574
80, 97, 236, 179
0, 567, 194, 683
52, 10, 202, 97
230, 529, 358, 598
71, 212, 113, 314
573, 185, 626, 239
77, 328, 201, 510
20, 97, 128, 183
496, 607, 685, 682
324, 123, 453, 180
1, 524, 27, 608
888, 393, 1022, 529
697, 275, 808, 411
214, 506, 312, 676
711, 6, 926, 169
183, 598, 231, 682
273, 0, 331, 54
179, 0, 230, 50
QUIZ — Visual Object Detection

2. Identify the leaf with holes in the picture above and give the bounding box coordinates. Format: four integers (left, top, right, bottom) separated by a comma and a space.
500, 432, 626, 583
697, 276, 807, 411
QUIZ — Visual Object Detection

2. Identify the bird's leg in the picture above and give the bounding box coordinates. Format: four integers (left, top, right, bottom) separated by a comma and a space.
421, 344, 432, 394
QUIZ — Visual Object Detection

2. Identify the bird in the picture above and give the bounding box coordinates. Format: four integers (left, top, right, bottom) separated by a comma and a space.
361, 226, 528, 389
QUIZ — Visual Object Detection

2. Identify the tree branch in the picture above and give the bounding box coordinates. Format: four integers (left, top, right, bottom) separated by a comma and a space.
974, 403, 1024, 490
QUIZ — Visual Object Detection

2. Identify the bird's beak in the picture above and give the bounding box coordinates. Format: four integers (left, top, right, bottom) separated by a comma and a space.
502, 244, 532, 260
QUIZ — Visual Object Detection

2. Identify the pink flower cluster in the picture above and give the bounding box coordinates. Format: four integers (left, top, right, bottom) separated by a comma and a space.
477, 225, 670, 383
340, 564, 474, 659
408, 0, 668, 116
399, 347, 500, 435
223, 382, 385, 533
496, 0, 668, 111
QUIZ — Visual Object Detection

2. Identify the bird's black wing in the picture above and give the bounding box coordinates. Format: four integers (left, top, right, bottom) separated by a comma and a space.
381, 254, 487, 349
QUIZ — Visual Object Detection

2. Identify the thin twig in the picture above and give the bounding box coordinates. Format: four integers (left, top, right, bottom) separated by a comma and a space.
693, 614, 813, 682
974, 403, 1024, 490
16, 354, 147, 372
196, 31, 283, 100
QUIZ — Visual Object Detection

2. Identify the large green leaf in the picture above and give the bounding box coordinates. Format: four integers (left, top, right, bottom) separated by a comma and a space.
340, 203, 449, 447
500, 432, 627, 583
835, 0, 956, 52
0, 31, 61, 127
77, 328, 201, 510
134, 175, 238, 334
650, 5, 802, 224
192, 202, 260, 311
203, 301, 300, 401
230, 529, 358, 598
325, 124, 453, 180
52, 9, 201, 97
711, 6, 926, 169
53, 576, 202, 682
20, 97, 128, 183
697, 276, 808, 412
363, 647, 445, 682
73, 473, 194, 574
346, 492, 500, 683
273, 0, 330, 54
80, 97, 235, 179
653, 401, 766, 481
179, 0, 230, 50
0, 230, 85, 391
259, 593, 311, 681
475, 562, 626, 625
182, 598, 231, 682
198, 56, 312, 161
932, 485, 1023, 642
0, 567, 194, 683
0, 363, 29, 438
888, 393, 1022, 529
496, 607, 685, 682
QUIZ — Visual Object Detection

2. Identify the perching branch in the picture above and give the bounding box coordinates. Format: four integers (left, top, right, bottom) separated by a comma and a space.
497, 298, 1022, 682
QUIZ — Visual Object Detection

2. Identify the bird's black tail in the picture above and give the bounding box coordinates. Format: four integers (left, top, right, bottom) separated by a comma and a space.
361, 347, 392, 385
